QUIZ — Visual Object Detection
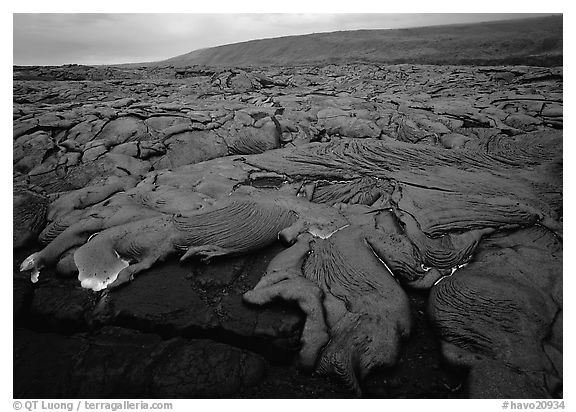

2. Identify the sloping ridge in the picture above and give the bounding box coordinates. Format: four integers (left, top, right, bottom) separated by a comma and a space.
157, 15, 562, 67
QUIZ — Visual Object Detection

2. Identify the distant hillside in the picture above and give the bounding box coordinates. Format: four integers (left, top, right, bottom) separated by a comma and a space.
157, 15, 562, 67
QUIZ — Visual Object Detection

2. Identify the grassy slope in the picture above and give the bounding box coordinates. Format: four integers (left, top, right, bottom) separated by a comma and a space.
158, 15, 562, 67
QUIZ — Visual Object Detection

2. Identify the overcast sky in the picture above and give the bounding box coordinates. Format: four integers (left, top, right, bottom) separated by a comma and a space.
13, 13, 557, 66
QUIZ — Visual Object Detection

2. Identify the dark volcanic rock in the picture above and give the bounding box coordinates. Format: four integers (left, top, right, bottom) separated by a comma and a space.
104, 259, 219, 333
13, 60, 562, 398
69, 327, 162, 397
103, 249, 304, 359
14, 328, 85, 398
14, 327, 267, 398
13, 273, 34, 323
22, 245, 304, 359
13, 63, 564, 195
150, 338, 267, 398
29, 279, 101, 331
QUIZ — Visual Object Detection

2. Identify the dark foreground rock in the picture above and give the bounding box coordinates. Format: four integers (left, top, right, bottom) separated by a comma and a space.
13, 273, 466, 399
14, 327, 267, 398
21, 243, 304, 362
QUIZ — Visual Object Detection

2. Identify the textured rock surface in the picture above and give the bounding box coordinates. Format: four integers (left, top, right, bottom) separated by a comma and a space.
14, 62, 562, 398
429, 226, 562, 398
13, 182, 48, 249
13, 64, 563, 198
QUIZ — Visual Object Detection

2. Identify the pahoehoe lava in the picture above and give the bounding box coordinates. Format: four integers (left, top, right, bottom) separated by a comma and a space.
14, 17, 562, 398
